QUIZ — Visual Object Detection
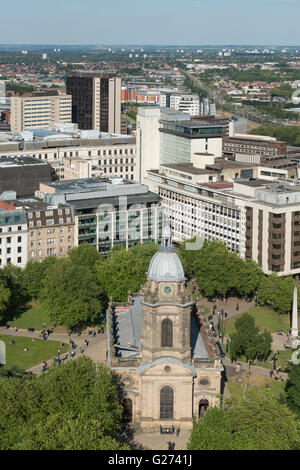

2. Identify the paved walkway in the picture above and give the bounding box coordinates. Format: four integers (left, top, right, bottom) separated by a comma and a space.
223, 357, 288, 380
196, 295, 255, 321
271, 332, 289, 351
0, 327, 107, 374
132, 430, 191, 451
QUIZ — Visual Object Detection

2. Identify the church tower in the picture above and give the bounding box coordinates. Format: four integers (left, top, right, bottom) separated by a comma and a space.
140, 224, 194, 365
107, 223, 223, 431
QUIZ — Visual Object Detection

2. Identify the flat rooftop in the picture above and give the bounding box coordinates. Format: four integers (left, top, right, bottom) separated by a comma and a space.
0, 126, 135, 146
161, 119, 223, 129
16, 198, 70, 211
235, 178, 271, 187
41, 177, 142, 194
208, 159, 254, 170
162, 163, 215, 175
201, 182, 234, 189
0, 155, 48, 167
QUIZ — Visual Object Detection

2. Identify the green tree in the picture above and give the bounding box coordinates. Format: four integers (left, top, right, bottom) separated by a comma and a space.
188, 387, 300, 450
230, 313, 272, 375
286, 362, 300, 419
0, 357, 126, 450
258, 273, 295, 315
0, 280, 11, 323
0, 264, 27, 317
40, 258, 103, 328
250, 125, 300, 147
96, 243, 158, 302
23, 261, 44, 300
68, 243, 102, 272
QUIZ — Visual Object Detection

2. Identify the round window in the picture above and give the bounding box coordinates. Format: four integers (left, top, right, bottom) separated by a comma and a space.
199, 378, 210, 386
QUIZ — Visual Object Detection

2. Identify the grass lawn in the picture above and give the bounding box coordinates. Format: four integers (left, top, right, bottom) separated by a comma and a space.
0, 335, 69, 371
6, 302, 55, 331
223, 306, 290, 337
227, 373, 286, 401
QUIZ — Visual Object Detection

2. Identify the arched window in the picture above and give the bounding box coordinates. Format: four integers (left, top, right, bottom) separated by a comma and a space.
161, 319, 173, 347
122, 398, 133, 423
199, 399, 209, 419
160, 386, 174, 419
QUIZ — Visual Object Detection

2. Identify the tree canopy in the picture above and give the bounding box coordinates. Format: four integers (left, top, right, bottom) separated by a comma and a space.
96, 242, 158, 302
178, 239, 264, 299
0, 357, 127, 450
188, 387, 300, 450
40, 258, 104, 328
250, 125, 300, 147
257, 273, 295, 315
229, 313, 272, 373
286, 361, 300, 419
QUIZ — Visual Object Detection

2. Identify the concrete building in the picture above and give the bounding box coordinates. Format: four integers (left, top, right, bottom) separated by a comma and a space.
0, 155, 54, 197
136, 107, 224, 187
106, 226, 222, 430
0, 82, 5, 98
0, 197, 75, 262
145, 160, 300, 276
0, 206, 28, 268
0, 126, 138, 182
200, 97, 216, 117
36, 177, 163, 253
159, 92, 200, 115
223, 134, 287, 161
10, 94, 72, 132
66, 72, 121, 134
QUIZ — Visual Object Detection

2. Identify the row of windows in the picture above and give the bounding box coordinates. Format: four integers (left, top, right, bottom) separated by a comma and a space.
0, 246, 22, 254
0, 236, 22, 244
31, 236, 72, 247
28, 209, 70, 218
28, 217, 72, 228
31, 246, 72, 257
0, 257, 22, 265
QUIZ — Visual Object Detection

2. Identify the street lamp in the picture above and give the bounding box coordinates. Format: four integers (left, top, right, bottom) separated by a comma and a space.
221, 309, 225, 345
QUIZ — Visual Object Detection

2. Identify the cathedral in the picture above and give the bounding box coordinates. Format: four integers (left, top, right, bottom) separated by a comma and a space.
106, 225, 223, 431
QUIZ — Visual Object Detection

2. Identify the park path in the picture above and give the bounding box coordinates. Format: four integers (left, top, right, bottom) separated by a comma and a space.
196, 295, 255, 320
0, 327, 107, 374
223, 357, 288, 380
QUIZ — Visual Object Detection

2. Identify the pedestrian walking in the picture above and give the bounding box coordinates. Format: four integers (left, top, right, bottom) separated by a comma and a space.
84, 339, 89, 348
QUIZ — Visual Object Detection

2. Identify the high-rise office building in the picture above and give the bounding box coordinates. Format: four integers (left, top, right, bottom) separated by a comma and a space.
10, 94, 72, 132
66, 72, 121, 134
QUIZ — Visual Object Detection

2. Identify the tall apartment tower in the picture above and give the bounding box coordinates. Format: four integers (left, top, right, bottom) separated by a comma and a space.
66, 72, 121, 134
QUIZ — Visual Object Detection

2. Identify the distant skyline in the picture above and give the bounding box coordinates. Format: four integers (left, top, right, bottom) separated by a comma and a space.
1, 0, 300, 46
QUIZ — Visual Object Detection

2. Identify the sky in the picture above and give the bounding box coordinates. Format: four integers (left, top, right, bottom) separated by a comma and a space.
1, 0, 300, 46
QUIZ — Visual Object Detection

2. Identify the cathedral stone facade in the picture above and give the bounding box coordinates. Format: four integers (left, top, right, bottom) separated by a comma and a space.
106, 226, 223, 431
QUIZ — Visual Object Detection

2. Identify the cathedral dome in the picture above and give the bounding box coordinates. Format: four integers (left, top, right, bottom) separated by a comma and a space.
147, 223, 185, 283
147, 247, 186, 283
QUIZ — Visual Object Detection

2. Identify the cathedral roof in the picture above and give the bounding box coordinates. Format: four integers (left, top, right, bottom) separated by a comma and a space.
147, 247, 186, 283
147, 223, 185, 283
